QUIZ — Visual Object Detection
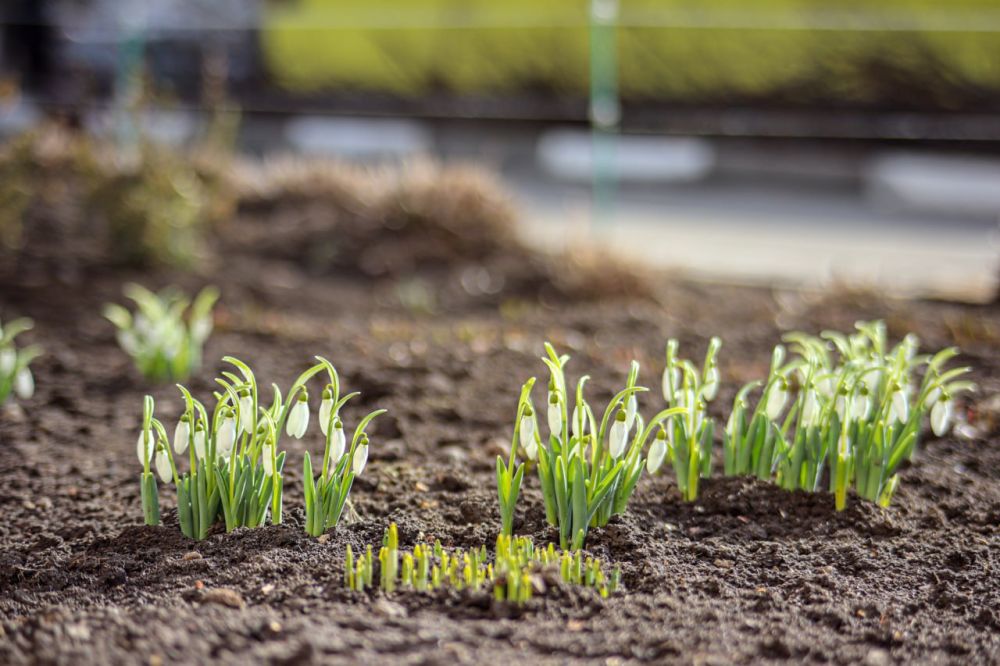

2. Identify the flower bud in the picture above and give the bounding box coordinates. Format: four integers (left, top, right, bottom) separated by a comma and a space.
353, 436, 369, 475
155, 443, 172, 483
646, 428, 668, 474
547, 392, 562, 438
930, 397, 953, 437
608, 408, 628, 459
765, 379, 788, 421
217, 410, 237, 460
287, 392, 310, 439
13, 367, 33, 400
238, 389, 254, 434
193, 421, 207, 461
319, 386, 334, 436
136, 428, 154, 464
173, 413, 191, 454
702, 366, 720, 402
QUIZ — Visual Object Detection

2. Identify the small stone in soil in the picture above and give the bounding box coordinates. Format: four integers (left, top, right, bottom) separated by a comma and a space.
182, 551, 202, 561
201, 588, 245, 609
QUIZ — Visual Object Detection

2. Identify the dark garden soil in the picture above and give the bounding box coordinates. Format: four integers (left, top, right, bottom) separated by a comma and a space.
1, 167, 1000, 665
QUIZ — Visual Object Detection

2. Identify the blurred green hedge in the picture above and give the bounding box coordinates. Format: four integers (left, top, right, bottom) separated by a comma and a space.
261, 0, 1000, 106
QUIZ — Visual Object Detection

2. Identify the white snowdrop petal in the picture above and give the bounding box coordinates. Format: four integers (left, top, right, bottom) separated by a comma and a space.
353, 445, 369, 475
702, 367, 719, 401
194, 429, 207, 461
262, 445, 274, 477
14, 368, 33, 400
931, 399, 953, 437
547, 401, 562, 438
924, 386, 942, 409
239, 396, 254, 433
766, 385, 788, 421
332, 427, 346, 462
609, 420, 627, 458
625, 394, 638, 429
519, 414, 536, 452
173, 419, 190, 454
136, 430, 152, 464
155, 449, 172, 483
891, 390, 909, 424
646, 438, 667, 474
319, 398, 332, 436
0, 348, 15, 375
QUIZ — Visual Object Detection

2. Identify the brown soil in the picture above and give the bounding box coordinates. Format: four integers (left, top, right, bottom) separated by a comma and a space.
1, 173, 999, 665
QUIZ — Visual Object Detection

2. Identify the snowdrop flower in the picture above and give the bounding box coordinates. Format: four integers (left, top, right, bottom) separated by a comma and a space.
519, 405, 538, 460
136, 428, 154, 464
889, 385, 909, 424
155, 444, 172, 483
173, 413, 191, 454
662, 366, 680, 403
816, 375, 835, 398
835, 390, 849, 423
852, 388, 871, 421
193, 420, 207, 461
923, 386, 942, 409
190, 315, 212, 343
0, 348, 15, 376
216, 410, 237, 459
702, 366, 720, 402
238, 389, 254, 434
646, 428, 668, 474
608, 408, 628, 459
13, 367, 33, 399
547, 392, 562, 438
330, 418, 346, 464
930, 397, 954, 437
353, 435, 369, 475
262, 443, 274, 477
800, 389, 820, 428
319, 386, 334, 436
286, 392, 309, 439
625, 394, 638, 431
765, 379, 789, 421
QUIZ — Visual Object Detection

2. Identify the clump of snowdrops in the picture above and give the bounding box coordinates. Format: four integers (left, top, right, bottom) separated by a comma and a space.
499, 343, 685, 549
650, 337, 722, 501
105, 283, 218, 383
723, 320, 974, 510
344, 523, 620, 603
0, 316, 40, 404
137, 356, 383, 539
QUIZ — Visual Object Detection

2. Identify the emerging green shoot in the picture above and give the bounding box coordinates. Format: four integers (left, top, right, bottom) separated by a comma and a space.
655, 338, 722, 501
723, 320, 975, 510
503, 343, 685, 549
104, 283, 219, 383
344, 523, 621, 604
0, 316, 41, 405
303, 357, 385, 536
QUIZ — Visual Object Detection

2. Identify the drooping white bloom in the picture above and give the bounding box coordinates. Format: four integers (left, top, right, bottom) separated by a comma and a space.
726, 406, 739, 440
646, 433, 667, 474
154, 445, 172, 482
608, 410, 628, 459
319, 387, 334, 436
353, 440, 369, 475
923, 386, 942, 409
702, 366, 720, 402
547, 394, 562, 438
625, 394, 638, 431
816, 375, 835, 398
238, 391, 254, 434
890, 387, 909, 424
330, 419, 346, 463
0, 348, 15, 376
216, 412, 237, 459
835, 393, 849, 423
262, 443, 274, 477
852, 392, 870, 421
173, 415, 191, 454
519, 408, 536, 444
190, 316, 212, 343
662, 366, 680, 403
136, 428, 153, 464
286, 394, 309, 439
765, 380, 788, 421
931, 398, 954, 437
193, 422, 207, 460
13, 367, 33, 400
801, 390, 820, 428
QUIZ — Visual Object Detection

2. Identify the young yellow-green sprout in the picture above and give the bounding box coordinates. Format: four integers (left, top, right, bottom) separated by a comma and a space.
302, 357, 386, 537
345, 524, 621, 604
104, 283, 218, 383
655, 338, 722, 501
0, 316, 41, 405
502, 343, 686, 549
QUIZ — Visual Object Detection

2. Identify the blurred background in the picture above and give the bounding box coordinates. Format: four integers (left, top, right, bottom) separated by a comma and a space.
2, 0, 999, 301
